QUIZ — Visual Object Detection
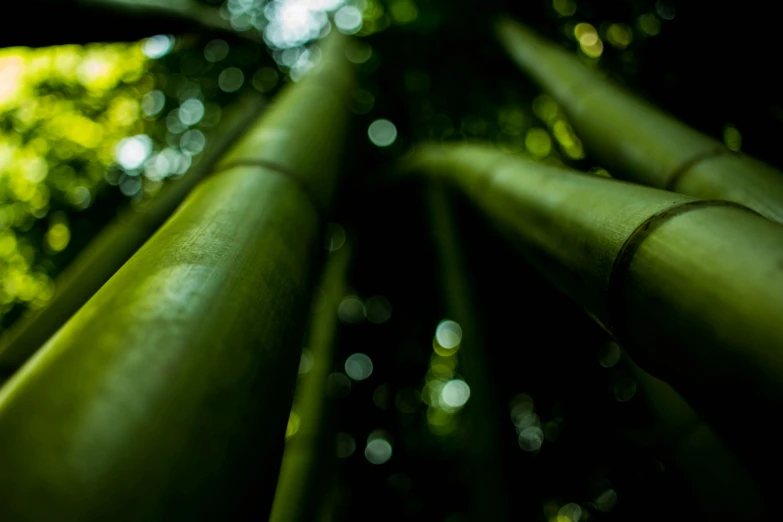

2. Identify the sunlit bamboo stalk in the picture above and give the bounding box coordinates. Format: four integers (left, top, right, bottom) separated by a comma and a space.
0, 33, 353, 522
269, 241, 352, 522
425, 182, 512, 521
619, 350, 768, 520
495, 17, 783, 223
405, 142, 783, 463
0, 94, 265, 380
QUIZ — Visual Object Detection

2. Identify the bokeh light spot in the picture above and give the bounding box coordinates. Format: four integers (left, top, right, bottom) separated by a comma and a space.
435, 320, 462, 350
365, 438, 393, 464
142, 35, 174, 59
558, 503, 582, 522
115, 134, 152, 170
440, 379, 470, 410
335, 6, 364, 34
218, 67, 245, 93
613, 376, 637, 402
595, 489, 617, 512
336, 432, 356, 458
368, 119, 398, 147
204, 39, 230, 63
525, 128, 552, 158
345, 353, 374, 381
141, 90, 166, 116
598, 341, 621, 368
338, 296, 364, 323
518, 426, 544, 452
324, 222, 346, 251
327, 372, 352, 397
364, 296, 392, 324
178, 99, 205, 126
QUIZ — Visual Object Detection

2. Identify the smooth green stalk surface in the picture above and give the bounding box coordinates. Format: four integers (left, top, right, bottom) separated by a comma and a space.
495, 18, 783, 223
79, 0, 243, 38
0, 94, 265, 378
407, 142, 783, 464
621, 352, 768, 520
426, 183, 511, 521
0, 34, 353, 522
269, 242, 351, 522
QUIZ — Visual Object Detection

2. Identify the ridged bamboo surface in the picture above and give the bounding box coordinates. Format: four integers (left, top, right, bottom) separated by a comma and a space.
495, 18, 783, 224
0, 34, 353, 522
407, 143, 783, 475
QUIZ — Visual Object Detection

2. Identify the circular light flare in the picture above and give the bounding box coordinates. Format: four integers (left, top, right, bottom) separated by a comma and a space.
518, 426, 544, 452
115, 135, 152, 171
435, 320, 462, 349
595, 489, 617, 512
337, 296, 364, 323
440, 379, 470, 410
558, 503, 582, 522
365, 439, 392, 465
345, 353, 374, 381
364, 296, 392, 324
336, 432, 356, 458
334, 5, 363, 34
178, 99, 205, 126
598, 341, 622, 368
204, 39, 230, 63
368, 119, 398, 147
141, 90, 166, 116
142, 35, 174, 59
218, 67, 245, 93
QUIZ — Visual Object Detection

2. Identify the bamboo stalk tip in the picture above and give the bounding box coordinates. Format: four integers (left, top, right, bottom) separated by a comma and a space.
493, 14, 516, 32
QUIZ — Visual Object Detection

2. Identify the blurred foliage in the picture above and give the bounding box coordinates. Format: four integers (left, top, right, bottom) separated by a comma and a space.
0, 42, 148, 314
0, 24, 280, 327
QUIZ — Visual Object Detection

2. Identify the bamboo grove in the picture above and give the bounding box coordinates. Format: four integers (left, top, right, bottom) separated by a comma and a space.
0, 3, 782, 521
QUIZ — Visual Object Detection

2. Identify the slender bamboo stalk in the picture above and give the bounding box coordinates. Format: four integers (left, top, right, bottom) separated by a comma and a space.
495, 18, 783, 224
425, 182, 512, 521
620, 351, 769, 520
0, 94, 265, 380
0, 34, 353, 522
79, 0, 240, 36
269, 241, 352, 522
405, 142, 783, 469
1, 0, 246, 47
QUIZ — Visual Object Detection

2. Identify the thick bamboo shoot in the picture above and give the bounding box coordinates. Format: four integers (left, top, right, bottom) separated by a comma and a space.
0, 94, 265, 378
406, 143, 783, 469
495, 18, 783, 223
269, 242, 351, 522
0, 34, 353, 522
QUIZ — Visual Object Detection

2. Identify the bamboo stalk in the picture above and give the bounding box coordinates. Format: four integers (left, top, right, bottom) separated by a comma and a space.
425, 182, 512, 521
1, 0, 248, 47
79, 0, 254, 41
0, 34, 353, 522
404, 142, 783, 467
269, 241, 352, 522
619, 350, 769, 520
495, 18, 783, 224
0, 94, 265, 380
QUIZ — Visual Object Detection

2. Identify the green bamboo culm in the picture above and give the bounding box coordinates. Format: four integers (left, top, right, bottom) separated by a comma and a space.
0, 94, 265, 380
495, 18, 783, 224
269, 241, 352, 522
405, 142, 783, 462
0, 33, 353, 522
613, 348, 768, 520
79, 0, 245, 38
426, 183, 512, 521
